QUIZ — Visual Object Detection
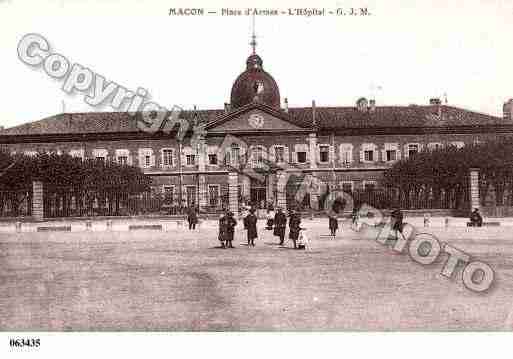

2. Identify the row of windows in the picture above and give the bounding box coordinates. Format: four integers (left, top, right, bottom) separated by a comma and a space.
162, 184, 221, 207
161, 180, 378, 207
19, 141, 466, 168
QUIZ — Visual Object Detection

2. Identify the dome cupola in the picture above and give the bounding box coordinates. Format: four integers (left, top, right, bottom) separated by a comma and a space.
230, 53, 280, 110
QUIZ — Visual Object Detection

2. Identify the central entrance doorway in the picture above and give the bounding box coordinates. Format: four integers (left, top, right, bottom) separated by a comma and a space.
250, 177, 267, 209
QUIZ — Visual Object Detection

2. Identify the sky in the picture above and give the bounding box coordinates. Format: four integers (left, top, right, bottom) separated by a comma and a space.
0, 0, 512, 129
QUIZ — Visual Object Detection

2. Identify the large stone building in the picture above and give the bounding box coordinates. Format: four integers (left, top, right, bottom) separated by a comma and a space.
1, 46, 513, 213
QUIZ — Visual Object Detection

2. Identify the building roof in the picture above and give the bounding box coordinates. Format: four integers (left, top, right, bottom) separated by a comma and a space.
0, 104, 506, 137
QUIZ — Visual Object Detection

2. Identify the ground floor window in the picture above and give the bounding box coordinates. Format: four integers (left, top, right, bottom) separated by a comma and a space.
363, 181, 377, 192
208, 185, 220, 207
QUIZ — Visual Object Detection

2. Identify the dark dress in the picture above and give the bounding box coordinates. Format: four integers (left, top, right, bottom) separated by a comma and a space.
246, 213, 258, 242
289, 213, 301, 246
225, 215, 237, 243
329, 216, 339, 231
273, 211, 287, 239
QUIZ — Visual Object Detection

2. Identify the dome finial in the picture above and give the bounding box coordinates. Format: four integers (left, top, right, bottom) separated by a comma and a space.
250, 12, 257, 55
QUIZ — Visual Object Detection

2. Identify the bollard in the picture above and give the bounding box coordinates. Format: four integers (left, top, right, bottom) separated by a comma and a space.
423, 213, 431, 227
106, 219, 113, 231
15, 221, 22, 233
445, 217, 449, 229
86, 220, 92, 231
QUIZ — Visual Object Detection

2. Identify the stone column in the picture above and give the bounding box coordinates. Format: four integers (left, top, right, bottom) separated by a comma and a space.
197, 136, 207, 210
276, 171, 287, 212
32, 180, 44, 221
308, 133, 317, 169
198, 175, 207, 210
469, 168, 480, 211
241, 175, 251, 200
228, 172, 239, 214
266, 174, 274, 207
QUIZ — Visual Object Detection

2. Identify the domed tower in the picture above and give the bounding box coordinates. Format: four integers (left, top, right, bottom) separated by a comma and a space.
230, 30, 280, 110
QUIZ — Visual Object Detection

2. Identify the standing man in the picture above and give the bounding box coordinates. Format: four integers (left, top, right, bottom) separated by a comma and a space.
328, 214, 339, 238
274, 207, 287, 245
289, 209, 301, 249
187, 205, 198, 230
245, 208, 258, 247
225, 211, 237, 248
391, 208, 404, 240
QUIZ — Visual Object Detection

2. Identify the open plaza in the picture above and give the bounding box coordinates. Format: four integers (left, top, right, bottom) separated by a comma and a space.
1, 217, 512, 331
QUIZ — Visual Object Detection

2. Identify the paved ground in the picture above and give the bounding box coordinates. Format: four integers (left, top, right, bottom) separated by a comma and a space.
1, 219, 512, 331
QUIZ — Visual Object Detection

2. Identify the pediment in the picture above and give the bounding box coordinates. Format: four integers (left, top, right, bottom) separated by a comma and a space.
206, 103, 305, 132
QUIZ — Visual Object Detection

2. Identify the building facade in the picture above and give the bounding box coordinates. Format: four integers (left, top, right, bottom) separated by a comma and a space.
1, 49, 513, 213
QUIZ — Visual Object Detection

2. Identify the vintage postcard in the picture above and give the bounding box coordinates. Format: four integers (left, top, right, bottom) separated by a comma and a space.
1, 0, 512, 356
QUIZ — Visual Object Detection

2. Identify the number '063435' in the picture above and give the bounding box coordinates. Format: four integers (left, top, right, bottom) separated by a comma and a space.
9, 338, 40, 348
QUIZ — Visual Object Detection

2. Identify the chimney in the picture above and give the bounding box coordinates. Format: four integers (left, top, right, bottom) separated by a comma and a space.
224, 102, 231, 113
284, 98, 289, 113
503, 99, 513, 120
429, 98, 442, 118
369, 99, 376, 112
312, 100, 316, 127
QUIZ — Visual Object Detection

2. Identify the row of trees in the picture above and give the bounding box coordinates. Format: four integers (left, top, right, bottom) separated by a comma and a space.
0, 151, 151, 192
0, 151, 152, 217
382, 138, 513, 208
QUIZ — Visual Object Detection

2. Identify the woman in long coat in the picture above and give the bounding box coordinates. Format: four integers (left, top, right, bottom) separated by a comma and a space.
245, 208, 258, 247
288, 210, 301, 249
224, 211, 237, 248
273, 207, 287, 245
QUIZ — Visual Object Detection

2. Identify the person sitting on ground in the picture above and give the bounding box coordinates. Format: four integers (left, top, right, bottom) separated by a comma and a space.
469, 208, 483, 227
274, 207, 287, 245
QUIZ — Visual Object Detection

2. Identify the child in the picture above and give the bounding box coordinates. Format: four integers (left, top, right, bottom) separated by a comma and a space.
266, 207, 275, 230
297, 228, 309, 250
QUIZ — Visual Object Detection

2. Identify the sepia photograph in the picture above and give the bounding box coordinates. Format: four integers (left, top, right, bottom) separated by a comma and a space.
1, 0, 513, 357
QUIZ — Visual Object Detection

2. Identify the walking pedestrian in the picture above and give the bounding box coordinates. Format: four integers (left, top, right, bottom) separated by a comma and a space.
245, 208, 258, 247
187, 205, 198, 230
289, 209, 301, 249
390, 208, 404, 240
351, 206, 360, 231
225, 211, 237, 248
329, 214, 338, 238
274, 207, 287, 245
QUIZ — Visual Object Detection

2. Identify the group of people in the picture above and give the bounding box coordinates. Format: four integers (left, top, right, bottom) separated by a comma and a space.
217, 207, 307, 249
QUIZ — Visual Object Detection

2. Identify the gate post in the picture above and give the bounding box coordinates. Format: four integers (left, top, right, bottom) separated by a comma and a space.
276, 170, 287, 212
469, 168, 480, 211
228, 172, 239, 214
32, 180, 44, 221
